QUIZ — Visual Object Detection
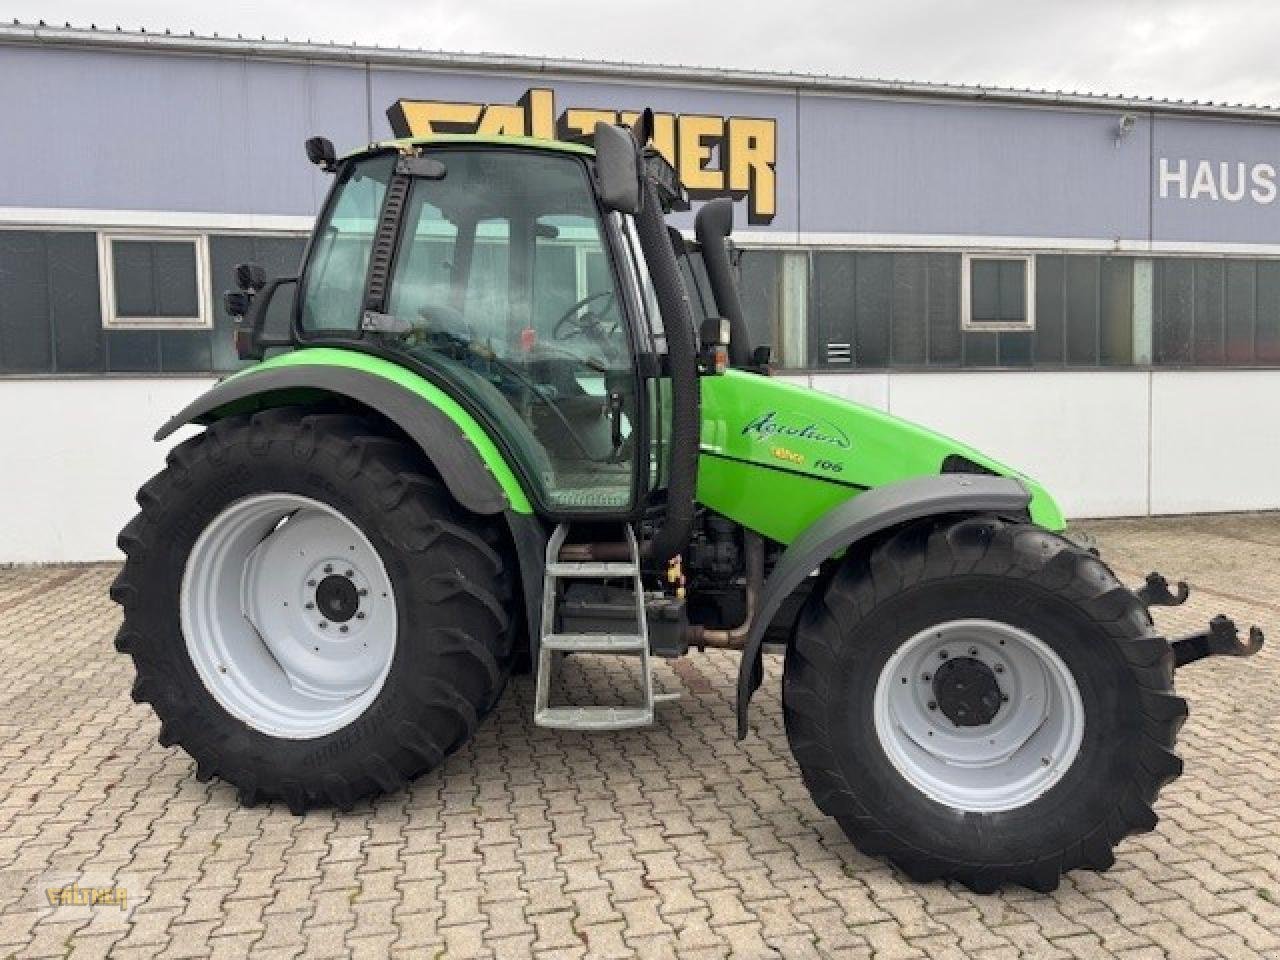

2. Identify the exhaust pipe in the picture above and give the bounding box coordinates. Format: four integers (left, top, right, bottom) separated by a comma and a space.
687, 532, 764, 650
694, 197, 752, 368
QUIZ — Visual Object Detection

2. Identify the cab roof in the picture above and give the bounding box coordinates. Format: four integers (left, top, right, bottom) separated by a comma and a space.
342, 133, 595, 161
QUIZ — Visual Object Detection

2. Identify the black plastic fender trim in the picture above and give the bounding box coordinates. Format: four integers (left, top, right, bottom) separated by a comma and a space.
735, 473, 1033, 739
503, 510, 549, 658
154, 364, 512, 515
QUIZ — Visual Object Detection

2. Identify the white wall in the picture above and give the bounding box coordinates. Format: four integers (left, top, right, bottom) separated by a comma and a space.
0, 371, 1276, 563
1150, 371, 1280, 514
882, 372, 1151, 518
0, 378, 212, 563
807, 369, 1280, 520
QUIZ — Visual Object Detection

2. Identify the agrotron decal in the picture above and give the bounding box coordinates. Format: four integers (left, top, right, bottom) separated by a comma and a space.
741, 410, 852, 449
387, 87, 778, 224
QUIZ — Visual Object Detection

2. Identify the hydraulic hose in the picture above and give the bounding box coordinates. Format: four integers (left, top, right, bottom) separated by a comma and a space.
694, 198, 752, 367
634, 176, 700, 566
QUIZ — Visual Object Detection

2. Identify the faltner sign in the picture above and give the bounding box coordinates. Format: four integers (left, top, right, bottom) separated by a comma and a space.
387, 88, 778, 224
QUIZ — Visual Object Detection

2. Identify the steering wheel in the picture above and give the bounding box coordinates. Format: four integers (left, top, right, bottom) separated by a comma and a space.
552, 290, 617, 341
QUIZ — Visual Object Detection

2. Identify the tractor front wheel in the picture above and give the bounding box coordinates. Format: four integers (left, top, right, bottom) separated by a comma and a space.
783, 514, 1187, 892
112, 409, 514, 813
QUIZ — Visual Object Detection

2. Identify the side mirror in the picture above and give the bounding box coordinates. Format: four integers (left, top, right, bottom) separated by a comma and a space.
593, 122, 643, 215
233, 277, 298, 361
305, 136, 337, 172
234, 262, 267, 293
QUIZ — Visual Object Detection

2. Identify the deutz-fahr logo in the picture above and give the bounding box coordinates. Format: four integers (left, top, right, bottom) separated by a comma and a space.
387, 88, 777, 224
741, 411, 851, 449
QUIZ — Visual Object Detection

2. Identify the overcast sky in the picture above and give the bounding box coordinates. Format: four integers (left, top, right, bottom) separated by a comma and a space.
8, 0, 1280, 107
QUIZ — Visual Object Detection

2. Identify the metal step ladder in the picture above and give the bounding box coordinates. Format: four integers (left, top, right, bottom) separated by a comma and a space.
534, 523, 675, 730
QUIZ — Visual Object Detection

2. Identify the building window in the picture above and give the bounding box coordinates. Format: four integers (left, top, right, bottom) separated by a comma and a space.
809, 250, 962, 368
98, 234, 210, 329
1034, 255, 1135, 366
962, 254, 1034, 331
1153, 257, 1280, 366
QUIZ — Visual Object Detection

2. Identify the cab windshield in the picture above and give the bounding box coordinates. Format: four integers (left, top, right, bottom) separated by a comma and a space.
300, 148, 638, 512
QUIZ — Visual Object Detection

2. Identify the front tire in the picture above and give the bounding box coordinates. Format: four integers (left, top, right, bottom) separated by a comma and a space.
783, 514, 1187, 892
112, 409, 514, 813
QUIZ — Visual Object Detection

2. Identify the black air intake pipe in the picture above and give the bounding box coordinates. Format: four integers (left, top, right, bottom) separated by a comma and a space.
694, 197, 752, 367
634, 176, 700, 566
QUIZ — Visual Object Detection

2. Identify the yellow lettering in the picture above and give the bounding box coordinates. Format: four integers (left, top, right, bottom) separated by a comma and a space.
522, 88, 556, 139
561, 108, 619, 140
476, 103, 527, 136
391, 100, 482, 137
678, 115, 725, 192
384, 91, 777, 224
728, 118, 777, 222
620, 111, 677, 166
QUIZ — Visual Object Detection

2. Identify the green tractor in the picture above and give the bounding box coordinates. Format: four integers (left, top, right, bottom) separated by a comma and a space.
112, 114, 1262, 892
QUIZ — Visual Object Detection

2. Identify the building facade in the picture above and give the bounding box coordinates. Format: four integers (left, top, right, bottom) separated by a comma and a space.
2, 23, 1279, 561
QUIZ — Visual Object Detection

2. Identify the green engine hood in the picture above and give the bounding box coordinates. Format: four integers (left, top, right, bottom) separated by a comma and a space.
697, 370, 1064, 544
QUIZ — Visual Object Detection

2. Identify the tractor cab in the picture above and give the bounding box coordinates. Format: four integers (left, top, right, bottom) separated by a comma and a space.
291, 137, 655, 515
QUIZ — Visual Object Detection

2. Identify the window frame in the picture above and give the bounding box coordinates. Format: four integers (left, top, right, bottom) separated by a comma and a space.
97, 231, 212, 330
961, 252, 1036, 332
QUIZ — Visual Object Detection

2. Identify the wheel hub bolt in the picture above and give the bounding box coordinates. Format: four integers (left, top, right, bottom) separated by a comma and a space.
969, 647, 978, 656
922, 673, 932, 682
1001, 693, 1009, 702
356, 612, 366, 620
319, 622, 328, 629
358, 588, 368, 597
307, 580, 316, 587
305, 602, 315, 610
927, 700, 937, 710
324, 564, 333, 574
938, 650, 949, 659
340, 625, 349, 633
345, 569, 354, 578
994, 665, 1004, 674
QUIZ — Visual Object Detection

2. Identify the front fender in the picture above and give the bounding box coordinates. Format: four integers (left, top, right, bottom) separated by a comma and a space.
735, 473, 1032, 739
155, 348, 533, 516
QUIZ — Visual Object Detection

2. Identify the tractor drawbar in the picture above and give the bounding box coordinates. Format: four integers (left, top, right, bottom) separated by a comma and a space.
1171, 615, 1265, 668
1133, 570, 1265, 668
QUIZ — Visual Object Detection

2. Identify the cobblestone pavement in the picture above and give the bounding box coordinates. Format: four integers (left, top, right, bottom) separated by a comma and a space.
2, 514, 1279, 959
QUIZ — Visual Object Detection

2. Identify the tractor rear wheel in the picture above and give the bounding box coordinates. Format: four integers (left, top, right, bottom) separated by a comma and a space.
112, 408, 514, 813
783, 514, 1187, 892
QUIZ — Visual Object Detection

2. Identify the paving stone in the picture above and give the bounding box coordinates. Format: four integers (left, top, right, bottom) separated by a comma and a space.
1, 516, 1277, 958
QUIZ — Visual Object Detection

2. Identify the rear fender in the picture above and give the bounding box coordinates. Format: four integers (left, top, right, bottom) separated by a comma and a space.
736, 473, 1032, 739
156, 350, 532, 516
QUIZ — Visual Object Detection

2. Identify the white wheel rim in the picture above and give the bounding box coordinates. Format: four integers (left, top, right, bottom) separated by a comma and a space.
872, 619, 1085, 813
181, 493, 397, 739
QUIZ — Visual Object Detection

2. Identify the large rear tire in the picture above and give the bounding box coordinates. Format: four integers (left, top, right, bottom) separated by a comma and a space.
112, 408, 514, 813
783, 514, 1187, 892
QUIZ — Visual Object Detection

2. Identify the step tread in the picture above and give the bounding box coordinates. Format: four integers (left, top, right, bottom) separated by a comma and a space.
546, 561, 638, 577
535, 706, 654, 731
542, 633, 646, 653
